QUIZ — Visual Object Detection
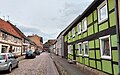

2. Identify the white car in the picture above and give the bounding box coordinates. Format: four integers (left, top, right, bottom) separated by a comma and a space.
0, 53, 19, 73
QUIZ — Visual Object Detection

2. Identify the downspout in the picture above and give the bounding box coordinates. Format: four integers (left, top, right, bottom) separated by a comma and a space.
114, 0, 120, 75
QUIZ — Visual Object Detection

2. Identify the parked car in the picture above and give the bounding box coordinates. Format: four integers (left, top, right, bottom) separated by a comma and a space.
0, 53, 19, 73
25, 50, 36, 58
34, 50, 40, 55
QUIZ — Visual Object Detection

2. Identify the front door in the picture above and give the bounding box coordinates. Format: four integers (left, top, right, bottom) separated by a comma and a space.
73, 45, 76, 61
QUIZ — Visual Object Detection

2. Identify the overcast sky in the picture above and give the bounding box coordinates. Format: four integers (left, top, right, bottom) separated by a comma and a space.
0, 0, 93, 43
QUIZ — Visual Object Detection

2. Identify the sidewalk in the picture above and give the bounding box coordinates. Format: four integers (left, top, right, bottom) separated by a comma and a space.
51, 54, 87, 75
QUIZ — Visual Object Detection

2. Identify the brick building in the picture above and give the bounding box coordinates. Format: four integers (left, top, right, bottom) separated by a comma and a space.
27, 34, 43, 51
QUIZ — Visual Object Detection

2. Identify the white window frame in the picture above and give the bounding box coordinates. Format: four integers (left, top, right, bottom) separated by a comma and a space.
68, 45, 72, 54
83, 41, 89, 56
68, 32, 71, 40
78, 43, 82, 55
97, 0, 108, 23
77, 23, 81, 34
82, 18, 87, 32
72, 28, 75, 37
99, 35, 111, 59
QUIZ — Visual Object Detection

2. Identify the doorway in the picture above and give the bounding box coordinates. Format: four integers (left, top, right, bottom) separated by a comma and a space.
73, 45, 76, 61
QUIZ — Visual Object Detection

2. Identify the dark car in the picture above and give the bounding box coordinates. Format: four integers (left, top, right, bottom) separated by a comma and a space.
25, 50, 36, 59
34, 50, 40, 55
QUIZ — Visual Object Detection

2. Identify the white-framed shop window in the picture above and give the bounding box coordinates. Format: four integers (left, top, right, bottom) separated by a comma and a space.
83, 41, 89, 56
68, 45, 72, 54
77, 23, 81, 34
97, 0, 108, 23
78, 43, 82, 55
82, 18, 87, 32
99, 35, 111, 59
72, 28, 75, 37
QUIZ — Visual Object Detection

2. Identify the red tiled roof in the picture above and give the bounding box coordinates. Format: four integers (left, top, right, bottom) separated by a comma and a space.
7, 21, 26, 38
0, 19, 22, 38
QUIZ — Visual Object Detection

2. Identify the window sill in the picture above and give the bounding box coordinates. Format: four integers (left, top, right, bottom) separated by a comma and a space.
78, 32, 81, 35
98, 18, 108, 24
84, 54, 88, 57
101, 56, 111, 59
78, 54, 82, 56
82, 29, 87, 33
72, 35, 75, 38
68, 52, 72, 54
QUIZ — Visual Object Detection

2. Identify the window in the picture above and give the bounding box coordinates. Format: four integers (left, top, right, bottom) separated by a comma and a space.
77, 23, 81, 34
68, 32, 71, 40
83, 41, 89, 56
78, 43, 82, 55
82, 18, 87, 32
99, 35, 111, 59
72, 28, 75, 37
98, 0, 108, 23
2, 33, 7, 40
68, 45, 72, 54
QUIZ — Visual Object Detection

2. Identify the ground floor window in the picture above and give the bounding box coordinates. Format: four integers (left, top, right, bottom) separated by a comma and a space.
1, 46, 8, 53
78, 43, 82, 55
68, 45, 72, 54
83, 41, 89, 56
99, 35, 111, 59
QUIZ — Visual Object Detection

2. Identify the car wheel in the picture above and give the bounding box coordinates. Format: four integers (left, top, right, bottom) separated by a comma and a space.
8, 65, 12, 73
25, 56, 28, 59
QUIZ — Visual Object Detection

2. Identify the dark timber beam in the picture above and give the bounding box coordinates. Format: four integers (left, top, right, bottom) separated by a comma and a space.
114, 0, 120, 75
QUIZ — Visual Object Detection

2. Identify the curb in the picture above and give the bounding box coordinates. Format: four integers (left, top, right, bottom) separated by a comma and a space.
51, 56, 69, 75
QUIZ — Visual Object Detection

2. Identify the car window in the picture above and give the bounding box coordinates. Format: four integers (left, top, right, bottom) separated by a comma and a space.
11, 54, 15, 58
0, 55, 5, 60
8, 54, 12, 59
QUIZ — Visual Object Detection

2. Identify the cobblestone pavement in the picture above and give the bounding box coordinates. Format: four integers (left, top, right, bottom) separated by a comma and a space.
52, 54, 87, 75
0, 52, 59, 75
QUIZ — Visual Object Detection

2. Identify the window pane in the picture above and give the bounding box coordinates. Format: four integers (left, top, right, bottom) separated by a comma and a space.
100, 5, 107, 20
72, 28, 75, 37
68, 45, 71, 53
84, 43, 88, 55
82, 19, 87, 31
78, 24, 81, 33
79, 44, 82, 54
0, 55, 5, 60
102, 38, 110, 56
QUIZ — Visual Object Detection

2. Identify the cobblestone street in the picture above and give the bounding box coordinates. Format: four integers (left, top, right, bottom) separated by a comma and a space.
0, 52, 59, 75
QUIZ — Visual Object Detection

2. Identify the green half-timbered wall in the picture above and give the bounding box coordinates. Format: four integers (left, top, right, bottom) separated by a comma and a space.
64, 0, 118, 75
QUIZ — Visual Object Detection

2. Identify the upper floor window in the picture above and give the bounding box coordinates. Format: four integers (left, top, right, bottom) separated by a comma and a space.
98, 0, 108, 23
2, 33, 7, 40
11, 36, 14, 42
72, 28, 75, 37
68, 32, 71, 40
83, 41, 89, 56
77, 23, 81, 34
82, 18, 87, 32
78, 43, 82, 55
99, 35, 111, 59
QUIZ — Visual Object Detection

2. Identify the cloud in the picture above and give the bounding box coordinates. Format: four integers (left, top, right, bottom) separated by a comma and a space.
17, 25, 58, 43
0, 0, 94, 43
52, 0, 93, 31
